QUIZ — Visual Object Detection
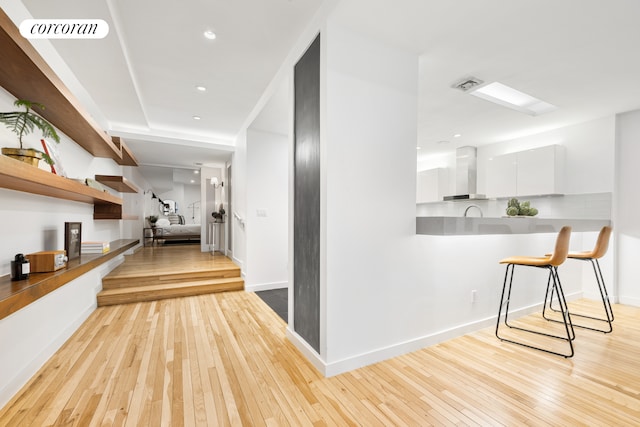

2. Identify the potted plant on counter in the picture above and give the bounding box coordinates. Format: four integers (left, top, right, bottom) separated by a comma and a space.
0, 99, 60, 166
506, 198, 538, 217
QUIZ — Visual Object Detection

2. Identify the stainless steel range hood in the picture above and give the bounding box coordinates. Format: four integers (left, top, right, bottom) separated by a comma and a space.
443, 146, 487, 201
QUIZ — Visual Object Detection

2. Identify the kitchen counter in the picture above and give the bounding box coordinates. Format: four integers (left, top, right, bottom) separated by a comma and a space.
416, 216, 610, 236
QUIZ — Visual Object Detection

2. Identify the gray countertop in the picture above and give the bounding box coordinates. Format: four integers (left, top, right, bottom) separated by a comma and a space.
416, 216, 611, 235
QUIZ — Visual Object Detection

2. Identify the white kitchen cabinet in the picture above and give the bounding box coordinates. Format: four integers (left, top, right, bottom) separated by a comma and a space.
416, 168, 448, 203
485, 145, 564, 198
485, 153, 517, 199
516, 145, 564, 196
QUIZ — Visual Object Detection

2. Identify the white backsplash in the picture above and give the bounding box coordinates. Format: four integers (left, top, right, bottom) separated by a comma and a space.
416, 193, 612, 220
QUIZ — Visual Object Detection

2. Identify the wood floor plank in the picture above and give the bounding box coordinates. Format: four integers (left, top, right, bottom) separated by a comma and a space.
2, 244, 640, 427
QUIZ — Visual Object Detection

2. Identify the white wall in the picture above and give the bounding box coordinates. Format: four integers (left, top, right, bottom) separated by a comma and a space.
157, 181, 201, 224
183, 184, 201, 224
124, 166, 153, 240
245, 129, 288, 291
614, 109, 640, 306
322, 21, 420, 366
0, 256, 124, 408
230, 131, 248, 274
289, 19, 591, 377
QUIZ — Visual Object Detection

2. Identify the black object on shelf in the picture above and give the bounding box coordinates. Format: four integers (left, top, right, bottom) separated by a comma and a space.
11, 253, 30, 281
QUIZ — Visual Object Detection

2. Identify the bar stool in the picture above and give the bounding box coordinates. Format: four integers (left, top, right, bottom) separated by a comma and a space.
496, 226, 575, 358
544, 226, 614, 333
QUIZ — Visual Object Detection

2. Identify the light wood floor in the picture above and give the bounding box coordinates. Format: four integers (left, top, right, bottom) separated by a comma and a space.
104, 245, 240, 280
1, 294, 639, 425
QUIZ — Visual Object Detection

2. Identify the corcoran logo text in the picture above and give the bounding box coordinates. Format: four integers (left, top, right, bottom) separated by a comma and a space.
19, 19, 109, 39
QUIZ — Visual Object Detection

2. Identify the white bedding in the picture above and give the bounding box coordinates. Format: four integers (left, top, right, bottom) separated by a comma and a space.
160, 224, 201, 236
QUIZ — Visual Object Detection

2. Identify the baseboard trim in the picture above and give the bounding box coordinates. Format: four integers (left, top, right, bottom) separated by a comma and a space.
619, 295, 640, 307
320, 290, 583, 378
245, 281, 288, 292
286, 328, 326, 376
0, 303, 95, 409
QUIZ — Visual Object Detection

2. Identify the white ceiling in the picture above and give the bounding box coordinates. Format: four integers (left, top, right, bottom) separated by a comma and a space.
16, 0, 640, 177
330, 0, 640, 158
19, 0, 323, 186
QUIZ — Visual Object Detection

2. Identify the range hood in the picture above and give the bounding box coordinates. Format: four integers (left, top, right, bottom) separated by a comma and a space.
443, 146, 487, 201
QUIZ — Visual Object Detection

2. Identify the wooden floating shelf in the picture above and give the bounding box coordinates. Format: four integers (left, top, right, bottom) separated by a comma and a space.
95, 175, 139, 193
0, 239, 138, 321
0, 9, 137, 166
0, 155, 123, 219
111, 137, 138, 167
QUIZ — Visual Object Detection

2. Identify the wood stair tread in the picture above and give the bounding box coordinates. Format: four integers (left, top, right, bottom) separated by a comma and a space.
99, 277, 243, 296
102, 268, 241, 289
104, 266, 239, 280
97, 277, 244, 306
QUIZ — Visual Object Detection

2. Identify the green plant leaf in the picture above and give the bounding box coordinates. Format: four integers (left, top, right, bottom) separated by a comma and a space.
0, 99, 60, 148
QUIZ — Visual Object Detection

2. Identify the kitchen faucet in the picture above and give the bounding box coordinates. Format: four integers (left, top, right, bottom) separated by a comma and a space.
464, 204, 483, 218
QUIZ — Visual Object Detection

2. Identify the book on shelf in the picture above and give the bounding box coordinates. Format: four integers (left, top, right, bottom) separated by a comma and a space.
82, 248, 110, 254
81, 241, 110, 254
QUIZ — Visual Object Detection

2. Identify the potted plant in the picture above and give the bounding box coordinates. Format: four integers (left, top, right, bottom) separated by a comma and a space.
0, 99, 60, 166
146, 215, 159, 228
506, 198, 538, 217
211, 206, 225, 223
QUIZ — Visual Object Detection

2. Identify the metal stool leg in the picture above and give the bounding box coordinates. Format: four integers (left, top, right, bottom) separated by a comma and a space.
544, 258, 613, 333
496, 264, 574, 358
594, 259, 615, 322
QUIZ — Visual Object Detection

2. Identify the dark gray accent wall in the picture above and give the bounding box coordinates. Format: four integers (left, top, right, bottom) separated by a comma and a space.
293, 34, 321, 353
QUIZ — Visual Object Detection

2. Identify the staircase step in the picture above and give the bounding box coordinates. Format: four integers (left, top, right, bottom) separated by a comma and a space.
97, 277, 244, 306
102, 267, 241, 289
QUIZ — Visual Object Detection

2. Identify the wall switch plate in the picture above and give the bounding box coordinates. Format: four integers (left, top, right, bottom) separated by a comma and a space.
257, 209, 268, 217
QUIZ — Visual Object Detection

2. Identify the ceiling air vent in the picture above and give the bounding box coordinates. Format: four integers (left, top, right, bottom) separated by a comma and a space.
453, 77, 484, 92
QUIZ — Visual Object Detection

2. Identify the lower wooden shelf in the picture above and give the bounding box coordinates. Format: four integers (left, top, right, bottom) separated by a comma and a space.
0, 239, 138, 321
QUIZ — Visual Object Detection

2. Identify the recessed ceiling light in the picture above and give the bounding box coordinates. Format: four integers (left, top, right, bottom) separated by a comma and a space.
194, 170, 199, 174
196, 85, 207, 92
416, 146, 421, 150
437, 140, 450, 145
469, 82, 557, 116
203, 30, 216, 40
453, 134, 461, 138
193, 115, 201, 120
190, 179, 195, 183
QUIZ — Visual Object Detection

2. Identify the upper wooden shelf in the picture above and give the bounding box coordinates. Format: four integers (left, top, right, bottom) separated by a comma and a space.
0, 8, 137, 167
95, 175, 139, 193
111, 137, 138, 166
0, 155, 122, 216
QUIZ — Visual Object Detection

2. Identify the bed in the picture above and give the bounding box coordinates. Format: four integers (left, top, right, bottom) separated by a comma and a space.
155, 216, 201, 243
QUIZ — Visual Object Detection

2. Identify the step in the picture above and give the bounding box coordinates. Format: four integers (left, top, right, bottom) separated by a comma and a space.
101, 267, 241, 290
97, 277, 244, 306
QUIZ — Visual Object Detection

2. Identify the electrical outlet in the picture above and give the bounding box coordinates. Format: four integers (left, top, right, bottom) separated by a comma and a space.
257, 209, 268, 217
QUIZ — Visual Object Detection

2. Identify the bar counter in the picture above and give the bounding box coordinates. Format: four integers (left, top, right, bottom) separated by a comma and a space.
416, 216, 610, 236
